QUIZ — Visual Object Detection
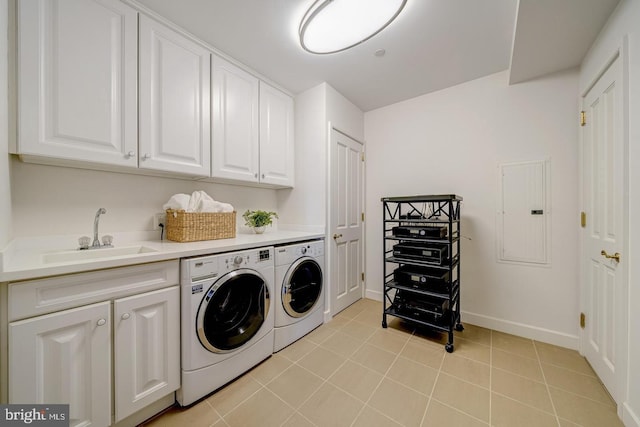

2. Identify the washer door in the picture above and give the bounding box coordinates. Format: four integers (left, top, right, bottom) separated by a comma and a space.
197, 268, 270, 353
282, 257, 323, 318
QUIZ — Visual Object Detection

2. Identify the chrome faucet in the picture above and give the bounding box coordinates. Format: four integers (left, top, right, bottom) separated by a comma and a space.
78, 208, 113, 250
92, 208, 107, 248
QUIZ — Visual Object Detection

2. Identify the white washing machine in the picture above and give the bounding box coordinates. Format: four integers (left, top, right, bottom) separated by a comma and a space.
274, 240, 325, 352
177, 247, 274, 406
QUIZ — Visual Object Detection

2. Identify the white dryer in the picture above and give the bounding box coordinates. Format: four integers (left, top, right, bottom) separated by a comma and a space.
178, 247, 274, 406
274, 240, 325, 352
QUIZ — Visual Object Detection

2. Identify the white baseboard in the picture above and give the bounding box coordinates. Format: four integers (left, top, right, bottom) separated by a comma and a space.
362, 292, 578, 350
365, 289, 383, 301
461, 310, 580, 350
624, 402, 640, 427
324, 309, 332, 323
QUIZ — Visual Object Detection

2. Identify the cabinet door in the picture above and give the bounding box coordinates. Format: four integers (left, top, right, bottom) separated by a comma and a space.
139, 16, 211, 177
212, 55, 260, 183
259, 83, 295, 187
9, 302, 112, 427
114, 286, 180, 422
17, 0, 138, 167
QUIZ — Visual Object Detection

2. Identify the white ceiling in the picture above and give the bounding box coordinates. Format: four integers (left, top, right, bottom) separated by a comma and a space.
135, 0, 619, 112
509, 0, 621, 84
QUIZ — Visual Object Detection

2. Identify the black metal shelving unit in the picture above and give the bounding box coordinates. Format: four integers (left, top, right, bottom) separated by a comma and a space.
381, 194, 463, 353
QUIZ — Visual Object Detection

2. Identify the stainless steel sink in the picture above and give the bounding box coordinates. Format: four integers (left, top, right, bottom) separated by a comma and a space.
42, 246, 158, 264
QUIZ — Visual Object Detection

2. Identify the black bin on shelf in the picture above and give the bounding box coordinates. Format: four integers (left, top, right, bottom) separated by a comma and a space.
393, 290, 450, 324
392, 225, 447, 239
393, 265, 450, 293
392, 242, 449, 265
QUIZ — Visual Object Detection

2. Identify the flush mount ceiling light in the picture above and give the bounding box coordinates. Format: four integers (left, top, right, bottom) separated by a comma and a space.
299, 0, 407, 54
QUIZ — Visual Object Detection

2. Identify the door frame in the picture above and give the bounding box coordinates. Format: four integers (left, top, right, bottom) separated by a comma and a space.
578, 38, 629, 411
325, 123, 366, 318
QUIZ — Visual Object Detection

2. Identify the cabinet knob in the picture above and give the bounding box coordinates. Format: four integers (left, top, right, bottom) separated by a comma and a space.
97, 318, 107, 326
121, 313, 130, 320
262, 173, 265, 179
254, 173, 258, 179
125, 151, 135, 159
141, 153, 150, 161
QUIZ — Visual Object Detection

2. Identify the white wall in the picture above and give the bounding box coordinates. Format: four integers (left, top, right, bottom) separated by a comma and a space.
277, 84, 327, 232
0, 1, 11, 249
278, 82, 364, 232
278, 82, 364, 318
580, 0, 640, 425
10, 160, 278, 237
325, 83, 364, 142
364, 69, 580, 347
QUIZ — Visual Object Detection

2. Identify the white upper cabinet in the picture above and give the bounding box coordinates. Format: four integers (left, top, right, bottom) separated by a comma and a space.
211, 56, 294, 188
139, 16, 211, 177
259, 82, 295, 187
17, 0, 138, 166
16, 2, 293, 186
211, 55, 260, 183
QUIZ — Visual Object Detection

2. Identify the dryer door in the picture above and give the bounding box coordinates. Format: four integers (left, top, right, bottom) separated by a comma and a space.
197, 268, 270, 353
282, 258, 323, 318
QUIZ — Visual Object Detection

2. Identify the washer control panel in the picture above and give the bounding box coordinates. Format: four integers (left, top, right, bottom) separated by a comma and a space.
275, 240, 325, 266
184, 247, 274, 281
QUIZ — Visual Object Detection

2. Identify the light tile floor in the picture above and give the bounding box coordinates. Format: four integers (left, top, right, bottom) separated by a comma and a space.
143, 298, 623, 427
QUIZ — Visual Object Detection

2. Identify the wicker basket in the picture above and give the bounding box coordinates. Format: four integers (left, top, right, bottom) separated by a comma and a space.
165, 209, 236, 242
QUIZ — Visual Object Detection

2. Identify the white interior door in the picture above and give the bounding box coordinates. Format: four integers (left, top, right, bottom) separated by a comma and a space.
330, 129, 364, 315
581, 54, 625, 403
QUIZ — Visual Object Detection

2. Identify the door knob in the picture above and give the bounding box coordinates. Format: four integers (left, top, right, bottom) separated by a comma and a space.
333, 233, 343, 240
601, 250, 621, 262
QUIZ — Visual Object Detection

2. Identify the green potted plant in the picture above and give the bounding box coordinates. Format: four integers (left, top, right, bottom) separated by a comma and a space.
242, 210, 278, 234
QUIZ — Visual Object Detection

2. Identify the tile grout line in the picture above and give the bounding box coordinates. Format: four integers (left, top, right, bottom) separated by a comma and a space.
545, 384, 619, 408
348, 324, 415, 427
489, 329, 493, 427
491, 390, 562, 418
283, 314, 379, 427
418, 329, 447, 427
430, 397, 491, 426
533, 341, 562, 427
285, 324, 371, 425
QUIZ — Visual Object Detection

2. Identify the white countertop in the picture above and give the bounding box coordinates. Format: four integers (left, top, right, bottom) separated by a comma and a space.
0, 230, 324, 282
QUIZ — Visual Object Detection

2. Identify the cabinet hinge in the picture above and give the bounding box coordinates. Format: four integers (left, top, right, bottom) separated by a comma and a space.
580, 211, 586, 228
361, 272, 365, 281
361, 212, 365, 222
580, 111, 586, 126
361, 152, 365, 162
580, 312, 586, 329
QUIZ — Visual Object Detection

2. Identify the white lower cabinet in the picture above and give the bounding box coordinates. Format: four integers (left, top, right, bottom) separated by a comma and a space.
8, 262, 180, 427
9, 302, 113, 427
114, 287, 180, 422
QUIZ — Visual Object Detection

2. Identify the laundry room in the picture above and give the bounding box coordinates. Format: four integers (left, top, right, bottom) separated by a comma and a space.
1, 1, 640, 426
